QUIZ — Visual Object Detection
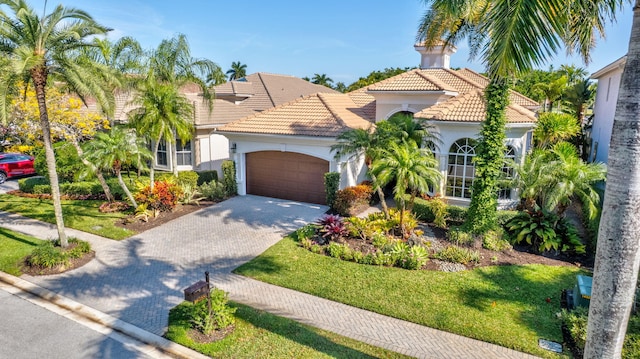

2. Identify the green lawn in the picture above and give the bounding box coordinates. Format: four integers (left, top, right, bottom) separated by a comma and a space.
0, 227, 44, 275
234, 236, 584, 358
0, 194, 134, 240
166, 301, 411, 359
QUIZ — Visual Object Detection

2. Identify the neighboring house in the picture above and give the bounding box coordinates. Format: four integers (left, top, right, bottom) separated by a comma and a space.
107, 73, 337, 176
589, 56, 626, 164
218, 44, 539, 206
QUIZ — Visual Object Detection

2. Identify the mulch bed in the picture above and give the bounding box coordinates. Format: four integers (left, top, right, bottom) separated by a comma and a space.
115, 201, 216, 233
186, 326, 235, 343
340, 224, 592, 271
21, 250, 96, 276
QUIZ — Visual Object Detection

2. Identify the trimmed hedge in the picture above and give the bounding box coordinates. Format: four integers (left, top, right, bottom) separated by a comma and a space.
197, 170, 219, 185
19, 177, 49, 193
412, 197, 467, 225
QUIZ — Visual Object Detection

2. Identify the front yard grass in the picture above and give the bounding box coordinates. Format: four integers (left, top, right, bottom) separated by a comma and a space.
0, 227, 44, 275
0, 194, 134, 240
234, 236, 584, 358
166, 301, 410, 359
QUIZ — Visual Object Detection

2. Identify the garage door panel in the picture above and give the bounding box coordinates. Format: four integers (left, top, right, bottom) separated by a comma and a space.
246, 151, 328, 204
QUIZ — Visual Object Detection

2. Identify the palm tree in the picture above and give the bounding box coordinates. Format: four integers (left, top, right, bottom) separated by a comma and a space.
543, 142, 606, 219
226, 61, 247, 81
331, 127, 390, 218
564, 79, 596, 125
370, 141, 441, 236
559, 64, 589, 86
128, 76, 194, 186
84, 127, 151, 208
532, 76, 568, 112
533, 113, 581, 149
0, 0, 112, 247
585, 3, 640, 350
386, 113, 441, 150
311, 73, 334, 88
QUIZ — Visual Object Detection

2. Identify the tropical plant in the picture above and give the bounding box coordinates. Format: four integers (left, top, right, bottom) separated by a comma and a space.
506, 210, 585, 254
190, 288, 236, 335
331, 127, 390, 217
221, 160, 237, 196
0, 0, 113, 247
370, 141, 441, 236
84, 127, 152, 208
383, 113, 442, 150
317, 214, 349, 243
135, 180, 182, 213
532, 76, 568, 112
226, 61, 247, 81
128, 75, 194, 183
198, 180, 226, 201
563, 79, 596, 125
533, 113, 581, 149
311, 73, 333, 88
558, 64, 589, 86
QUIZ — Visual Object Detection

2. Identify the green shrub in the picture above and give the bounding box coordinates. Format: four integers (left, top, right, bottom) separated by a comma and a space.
326, 242, 351, 260
221, 160, 237, 196
189, 288, 237, 335
34, 141, 87, 182
447, 206, 468, 224
60, 182, 97, 196
482, 229, 512, 251
496, 210, 519, 227
333, 184, 373, 216
18, 177, 49, 193
197, 170, 218, 186
446, 226, 475, 246
429, 198, 448, 228
506, 210, 585, 254
33, 184, 51, 194
435, 246, 480, 265
560, 307, 588, 353
177, 171, 199, 189
371, 233, 391, 249
324, 172, 340, 208
27, 238, 91, 269
560, 308, 640, 359
199, 180, 226, 201
295, 224, 318, 242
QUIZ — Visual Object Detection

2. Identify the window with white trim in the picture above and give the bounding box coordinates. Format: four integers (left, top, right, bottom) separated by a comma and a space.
176, 139, 192, 166
498, 146, 515, 200
156, 139, 168, 166
446, 138, 477, 198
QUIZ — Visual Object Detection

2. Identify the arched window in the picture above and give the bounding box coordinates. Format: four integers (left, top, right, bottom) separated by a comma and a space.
446, 138, 477, 198
498, 146, 516, 199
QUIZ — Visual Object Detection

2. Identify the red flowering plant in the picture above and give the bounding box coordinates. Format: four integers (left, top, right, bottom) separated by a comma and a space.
316, 214, 349, 244
134, 181, 183, 213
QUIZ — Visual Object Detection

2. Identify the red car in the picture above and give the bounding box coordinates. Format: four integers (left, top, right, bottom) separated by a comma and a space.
0, 153, 36, 183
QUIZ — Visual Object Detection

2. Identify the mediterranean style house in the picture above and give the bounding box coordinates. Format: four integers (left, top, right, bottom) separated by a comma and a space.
589, 55, 626, 164
217, 44, 539, 205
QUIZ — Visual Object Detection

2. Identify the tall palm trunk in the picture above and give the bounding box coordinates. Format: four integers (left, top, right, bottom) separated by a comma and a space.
466, 78, 509, 233
584, 2, 640, 356
367, 165, 389, 219
114, 161, 138, 208
71, 141, 114, 202
31, 65, 68, 247
150, 123, 165, 190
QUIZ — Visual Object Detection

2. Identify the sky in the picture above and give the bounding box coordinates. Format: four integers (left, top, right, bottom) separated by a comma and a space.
29, 0, 635, 84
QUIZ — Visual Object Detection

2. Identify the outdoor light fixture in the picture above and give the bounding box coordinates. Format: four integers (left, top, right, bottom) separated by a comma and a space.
230, 143, 237, 153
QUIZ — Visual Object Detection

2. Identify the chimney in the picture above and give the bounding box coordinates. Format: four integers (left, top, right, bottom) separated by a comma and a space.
414, 41, 457, 69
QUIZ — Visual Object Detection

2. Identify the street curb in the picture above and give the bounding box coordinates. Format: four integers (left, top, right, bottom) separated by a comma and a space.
0, 271, 209, 359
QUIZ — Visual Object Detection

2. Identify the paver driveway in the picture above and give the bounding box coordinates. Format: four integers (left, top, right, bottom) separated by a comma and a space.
23, 195, 328, 334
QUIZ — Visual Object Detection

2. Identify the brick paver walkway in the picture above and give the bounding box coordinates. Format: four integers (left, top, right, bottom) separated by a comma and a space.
0, 195, 539, 358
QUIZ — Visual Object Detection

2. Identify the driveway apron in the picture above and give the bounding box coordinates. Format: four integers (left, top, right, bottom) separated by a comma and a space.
22, 195, 327, 335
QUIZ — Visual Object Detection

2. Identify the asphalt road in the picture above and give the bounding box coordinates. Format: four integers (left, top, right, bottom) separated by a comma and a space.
0, 177, 19, 194
0, 287, 155, 359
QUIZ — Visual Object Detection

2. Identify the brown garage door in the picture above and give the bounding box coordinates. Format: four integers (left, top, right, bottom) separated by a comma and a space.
246, 151, 329, 204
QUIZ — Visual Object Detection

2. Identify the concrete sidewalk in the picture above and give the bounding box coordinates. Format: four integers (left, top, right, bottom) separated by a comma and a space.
0, 195, 541, 358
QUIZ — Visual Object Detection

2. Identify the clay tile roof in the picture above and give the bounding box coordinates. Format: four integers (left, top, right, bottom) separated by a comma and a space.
194, 99, 256, 126
420, 68, 484, 93
414, 89, 537, 123
455, 68, 539, 108
218, 93, 372, 137
347, 89, 376, 121
366, 69, 457, 92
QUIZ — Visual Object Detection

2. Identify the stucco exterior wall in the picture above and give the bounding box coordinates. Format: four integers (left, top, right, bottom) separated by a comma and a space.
591, 64, 624, 164
223, 133, 368, 196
